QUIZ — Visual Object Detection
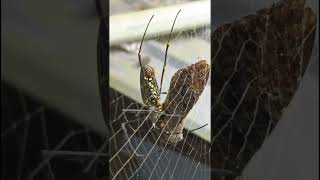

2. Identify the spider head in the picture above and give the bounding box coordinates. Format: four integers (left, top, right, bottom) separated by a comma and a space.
142, 65, 155, 78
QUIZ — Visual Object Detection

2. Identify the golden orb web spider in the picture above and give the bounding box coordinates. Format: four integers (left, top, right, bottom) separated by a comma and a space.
134, 10, 208, 143
121, 10, 210, 156
113, 13, 212, 180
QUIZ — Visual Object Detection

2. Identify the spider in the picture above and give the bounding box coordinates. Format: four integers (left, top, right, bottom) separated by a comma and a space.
120, 10, 209, 155
137, 9, 209, 143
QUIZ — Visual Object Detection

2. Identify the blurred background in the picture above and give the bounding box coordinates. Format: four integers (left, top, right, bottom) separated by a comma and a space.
2, 0, 107, 179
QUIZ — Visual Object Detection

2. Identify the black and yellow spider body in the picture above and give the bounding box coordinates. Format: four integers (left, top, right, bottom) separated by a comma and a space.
140, 65, 162, 111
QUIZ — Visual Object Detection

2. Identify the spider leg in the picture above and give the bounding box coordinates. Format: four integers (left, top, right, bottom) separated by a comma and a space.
138, 14, 154, 68
172, 123, 208, 135
159, 9, 181, 94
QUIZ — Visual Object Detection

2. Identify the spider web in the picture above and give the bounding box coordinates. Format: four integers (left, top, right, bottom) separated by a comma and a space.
108, 0, 317, 180
109, 87, 211, 180
109, 1, 212, 180
109, 56, 212, 179
1, 82, 108, 180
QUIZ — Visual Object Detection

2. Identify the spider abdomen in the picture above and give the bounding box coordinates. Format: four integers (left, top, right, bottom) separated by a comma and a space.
140, 65, 162, 110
